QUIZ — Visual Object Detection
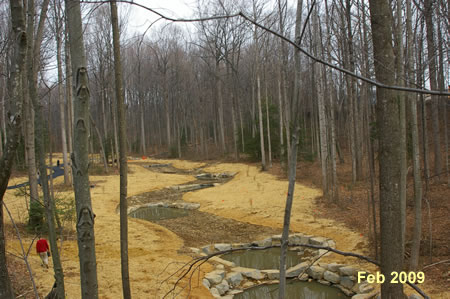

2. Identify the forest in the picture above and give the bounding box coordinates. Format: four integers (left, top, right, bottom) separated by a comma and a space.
0, 0, 448, 298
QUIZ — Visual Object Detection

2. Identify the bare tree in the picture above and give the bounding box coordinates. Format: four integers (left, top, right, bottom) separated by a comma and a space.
0, 1, 27, 297
368, 0, 404, 297
65, 0, 99, 297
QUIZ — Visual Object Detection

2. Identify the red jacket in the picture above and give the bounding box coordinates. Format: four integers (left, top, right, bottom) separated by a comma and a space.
36, 239, 49, 253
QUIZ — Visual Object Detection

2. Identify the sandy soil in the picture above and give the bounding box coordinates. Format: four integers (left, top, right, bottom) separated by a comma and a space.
4, 158, 445, 298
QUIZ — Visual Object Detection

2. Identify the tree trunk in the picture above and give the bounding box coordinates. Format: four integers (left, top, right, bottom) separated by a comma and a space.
55, 7, 71, 186
395, 0, 407, 254
90, 115, 109, 173
424, 0, 442, 177
368, 0, 404, 297
265, 81, 272, 168
110, 1, 131, 297
0, 1, 27, 297
257, 74, 266, 170
65, 1, 99, 297
24, 0, 39, 211
65, 28, 74, 156
279, 128, 299, 299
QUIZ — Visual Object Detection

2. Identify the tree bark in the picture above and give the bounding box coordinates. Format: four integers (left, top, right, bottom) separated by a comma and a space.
369, 0, 405, 297
54, 2, 71, 186
0, 1, 27, 297
110, 1, 132, 297
424, 0, 442, 177
279, 128, 299, 299
65, 1, 99, 297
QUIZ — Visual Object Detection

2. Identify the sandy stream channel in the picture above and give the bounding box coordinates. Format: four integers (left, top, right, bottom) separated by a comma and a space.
4, 159, 443, 298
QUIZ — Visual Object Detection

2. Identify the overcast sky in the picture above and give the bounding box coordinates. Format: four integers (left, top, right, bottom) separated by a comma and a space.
127, 0, 197, 34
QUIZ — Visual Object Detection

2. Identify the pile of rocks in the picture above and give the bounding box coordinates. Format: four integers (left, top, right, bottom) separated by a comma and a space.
127, 202, 200, 214
192, 234, 379, 299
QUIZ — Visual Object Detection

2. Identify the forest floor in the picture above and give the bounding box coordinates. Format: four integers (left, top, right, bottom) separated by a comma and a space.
4, 157, 449, 298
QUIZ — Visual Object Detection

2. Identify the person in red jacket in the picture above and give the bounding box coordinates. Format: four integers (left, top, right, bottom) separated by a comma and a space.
36, 237, 50, 268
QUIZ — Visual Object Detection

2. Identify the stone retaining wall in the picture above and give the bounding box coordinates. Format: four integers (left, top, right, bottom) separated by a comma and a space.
192, 234, 378, 299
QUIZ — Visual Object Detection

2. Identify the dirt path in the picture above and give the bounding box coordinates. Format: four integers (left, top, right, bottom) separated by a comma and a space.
4, 159, 442, 298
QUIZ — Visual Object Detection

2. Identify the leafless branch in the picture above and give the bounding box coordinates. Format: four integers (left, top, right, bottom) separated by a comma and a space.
2, 201, 40, 299
80, 0, 450, 97
162, 243, 430, 299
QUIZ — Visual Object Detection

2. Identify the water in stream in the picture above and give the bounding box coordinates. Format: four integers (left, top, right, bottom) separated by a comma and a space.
129, 206, 189, 221
234, 280, 350, 299
221, 248, 304, 270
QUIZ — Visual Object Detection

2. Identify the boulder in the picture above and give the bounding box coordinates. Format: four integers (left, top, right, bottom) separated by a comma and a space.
339, 266, 358, 276
327, 239, 336, 248
225, 272, 243, 287
307, 265, 326, 280
340, 276, 355, 289
216, 264, 225, 270
255, 238, 272, 247
242, 281, 255, 288
357, 283, 375, 294
261, 270, 279, 280
210, 287, 220, 297
327, 263, 345, 272
201, 245, 214, 255
286, 262, 310, 278
205, 270, 225, 284
324, 270, 340, 284
298, 273, 309, 281
215, 280, 229, 295
231, 267, 265, 280
310, 236, 328, 246
214, 243, 232, 252
318, 279, 332, 286
209, 256, 235, 267
202, 278, 210, 289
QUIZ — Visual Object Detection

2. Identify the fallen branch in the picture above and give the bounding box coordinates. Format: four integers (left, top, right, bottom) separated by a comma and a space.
2, 201, 40, 299
79, 0, 450, 97
162, 243, 430, 299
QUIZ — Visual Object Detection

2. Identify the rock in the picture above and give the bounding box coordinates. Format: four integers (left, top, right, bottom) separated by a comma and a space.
205, 270, 225, 284
201, 245, 214, 255
229, 289, 244, 295
255, 238, 272, 247
271, 234, 282, 241
216, 264, 225, 270
324, 270, 340, 284
215, 280, 229, 295
261, 270, 279, 280
352, 294, 377, 299
298, 273, 309, 281
210, 287, 220, 297
327, 239, 336, 248
288, 234, 303, 245
318, 279, 332, 286
185, 203, 200, 210
307, 266, 326, 280
327, 263, 345, 272
225, 272, 243, 287
340, 276, 355, 289
232, 267, 265, 280
339, 266, 358, 276
210, 256, 235, 267
202, 278, 210, 289
190, 247, 200, 254
286, 262, 310, 277
215, 243, 232, 252
310, 236, 328, 246
408, 295, 422, 299
358, 283, 375, 294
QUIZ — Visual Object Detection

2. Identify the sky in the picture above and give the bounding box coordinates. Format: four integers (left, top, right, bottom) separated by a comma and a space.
127, 0, 197, 34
